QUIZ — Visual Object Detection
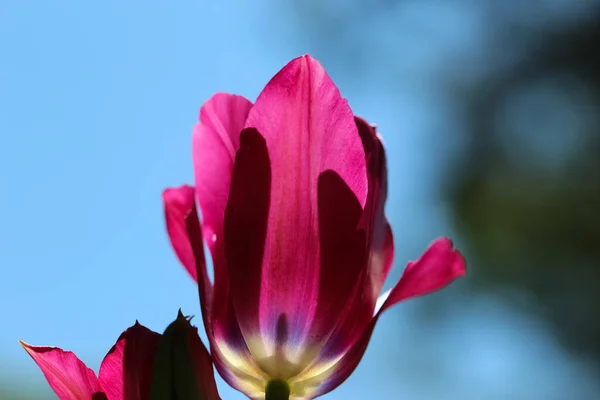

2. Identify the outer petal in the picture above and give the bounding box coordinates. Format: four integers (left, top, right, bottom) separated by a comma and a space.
308, 171, 366, 345
307, 320, 376, 398
312, 119, 394, 361
192, 93, 253, 261
223, 128, 270, 347
98, 322, 162, 400
356, 117, 393, 301
233, 55, 368, 349
163, 185, 211, 304
311, 237, 465, 397
379, 237, 466, 312
163, 185, 258, 394
20, 341, 105, 400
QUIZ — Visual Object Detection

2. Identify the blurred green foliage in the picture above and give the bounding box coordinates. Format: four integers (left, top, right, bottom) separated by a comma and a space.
448, 13, 600, 360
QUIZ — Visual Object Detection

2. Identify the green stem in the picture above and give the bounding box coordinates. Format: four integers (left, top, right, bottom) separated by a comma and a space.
265, 379, 290, 400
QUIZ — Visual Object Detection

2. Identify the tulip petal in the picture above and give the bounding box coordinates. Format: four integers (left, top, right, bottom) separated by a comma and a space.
308, 319, 376, 398
238, 55, 368, 347
188, 94, 259, 370
223, 127, 270, 345
20, 341, 104, 400
193, 93, 253, 260
316, 121, 394, 359
309, 237, 465, 396
308, 170, 366, 344
379, 237, 466, 313
356, 117, 393, 302
373, 221, 395, 310
98, 322, 161, 400
164, 185, 255, 393
163, 185, 212, 325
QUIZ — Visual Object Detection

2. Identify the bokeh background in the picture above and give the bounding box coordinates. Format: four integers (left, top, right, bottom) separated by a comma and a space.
2, 0, 600, 399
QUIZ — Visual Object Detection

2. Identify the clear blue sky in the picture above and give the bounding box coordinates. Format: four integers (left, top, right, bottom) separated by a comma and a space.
0, 1, 414, 398
2, 1, 599, 399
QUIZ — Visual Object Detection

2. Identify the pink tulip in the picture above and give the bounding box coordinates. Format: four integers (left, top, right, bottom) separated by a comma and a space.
164, 54, 466, 399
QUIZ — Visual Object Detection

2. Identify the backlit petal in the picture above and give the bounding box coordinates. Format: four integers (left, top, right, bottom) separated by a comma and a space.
98, 322, 161, 400
311, 237, 464, 396
163, 185, 255, 393
193, 93, 253, 259
240, 55, 368, 348
308, 171, 366, 345
223, 128, 270, 351
308, 319, 376, 398
379, 237, 466, 313
20, 341, 104, 400
163, 185, 212, 325
317, 120, 394, 359
356, 116, 393, 302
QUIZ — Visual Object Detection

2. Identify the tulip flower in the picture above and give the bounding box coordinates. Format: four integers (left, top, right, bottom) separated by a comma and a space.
22, 316, 220, 400
163, 54, 466, 400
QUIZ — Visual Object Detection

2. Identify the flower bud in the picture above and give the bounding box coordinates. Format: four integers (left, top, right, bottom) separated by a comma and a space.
149, 310, 220, 400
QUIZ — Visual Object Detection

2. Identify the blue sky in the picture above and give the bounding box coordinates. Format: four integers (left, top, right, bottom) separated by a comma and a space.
2, 1, 600, 399
0, 1, 419, 397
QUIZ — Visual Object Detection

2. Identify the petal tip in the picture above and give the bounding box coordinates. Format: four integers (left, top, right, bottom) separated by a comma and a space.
162, 185, 195, 204
435, 236, 467, 278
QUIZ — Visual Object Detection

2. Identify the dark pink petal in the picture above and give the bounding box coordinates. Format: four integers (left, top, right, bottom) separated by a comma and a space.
163, 185, 212, 326
308, 170, 366, 345
20, 341, 105, 400
305, 225, 389, 362
239, 55, 368, 345
311, 237, 464, 396
310, 319, 377, 398
223, 128, 270, 344
189, 93, 256, 364
318, 120, 394, 358
372, 221, 395, 301
381, 221, 395, 281
356, 116, 393, 304
192, 93, 253, 260
98, 322, 161, 400
163, 185, 253, 391
380, 237, 466, 312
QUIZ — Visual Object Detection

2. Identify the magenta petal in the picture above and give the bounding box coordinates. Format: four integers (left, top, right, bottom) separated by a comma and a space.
20, 341, 104, 400
223, 128, 270, 341
98, 322, 161, 400
308, 171, 365, 345
356, 116, 393, 303
163, 185, 212, 326
164, 185, 203, 282
380, 237, 466, 312
316, 237, 464, 396
318, 120, 394, 359
244, 55, 367, 208
382, 222, 395, 282
240, 55, 368, 344
193, 93, 253, 258
164, 185, 252, 392
190, 93, 256, 359
311, 320, 377, 398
